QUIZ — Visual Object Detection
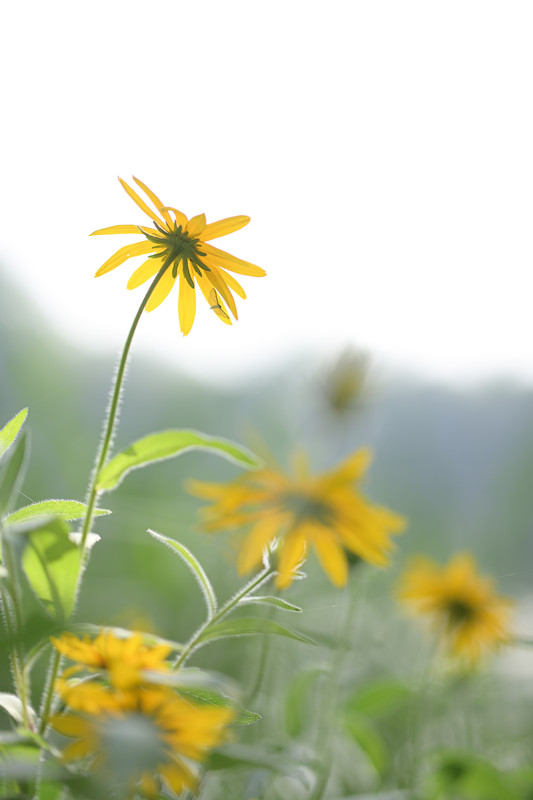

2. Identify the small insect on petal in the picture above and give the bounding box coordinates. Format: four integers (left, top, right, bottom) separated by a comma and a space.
208, 289, 231, 324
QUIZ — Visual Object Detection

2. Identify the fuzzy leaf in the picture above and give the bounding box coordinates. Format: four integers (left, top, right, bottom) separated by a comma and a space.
343, 713, 388, 776
16, 517, 82, 622
0, 429, 29, 515
148, 529, 217, 618
239, 595, 302, 613
197, 617, 315, 647
0, 409, 28, 461
6, 500, 110, 526
96, 429, 260, 491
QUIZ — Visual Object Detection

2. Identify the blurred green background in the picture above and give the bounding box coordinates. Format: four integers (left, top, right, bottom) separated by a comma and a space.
2, 267, 533, 796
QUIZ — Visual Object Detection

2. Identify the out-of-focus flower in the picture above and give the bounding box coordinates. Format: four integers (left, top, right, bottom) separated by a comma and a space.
92, 177, 265, 335
52, 685, 233, 797
188, 450, 406, 589
323, 349, 370, 414
51, 630, 172, 690
397, 553, 512, 664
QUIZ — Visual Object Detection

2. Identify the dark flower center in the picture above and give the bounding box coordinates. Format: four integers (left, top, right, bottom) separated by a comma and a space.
447, 599, 475, 626
282, 491, 334, 526
142, 221, 210, 288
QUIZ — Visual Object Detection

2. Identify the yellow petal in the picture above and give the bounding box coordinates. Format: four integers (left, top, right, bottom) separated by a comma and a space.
118, 178, 164, 226
202, 243, 266, 277
201, 215, 250, 241
311, 528, 349, 587
94, 240, 154, 277
127, 258, 163, 289
205, 266, 238, 319
276, 532, 308, 590
145, 268, 176, 312
163, 206, 188, 227
132, 176, 173, 227
90, 225, 144, 236
207, 289, 232, 325
186, 214, 206, 237
217, 266, 246, 299
178, 272, 197, 335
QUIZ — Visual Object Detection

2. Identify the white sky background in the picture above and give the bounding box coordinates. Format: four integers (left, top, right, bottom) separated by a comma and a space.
1, 1, 533, 385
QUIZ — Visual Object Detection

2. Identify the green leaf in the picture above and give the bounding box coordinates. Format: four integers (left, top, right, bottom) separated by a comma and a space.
343, 713, 388, 777
177, 687, 261, 726
6, 500, 110, 526
285, 668, 327, 737
239, 595, 302, 613
15, 517, 82, 622
347, 679, 411, 718
148, 529, 217, 619
0, 430, 29, 515
197, 617, 316, 647
0, 408, 28, 461
96, 429, 260, 491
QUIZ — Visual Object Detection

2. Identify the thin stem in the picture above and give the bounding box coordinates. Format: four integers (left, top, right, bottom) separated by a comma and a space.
173, 566, 275, 669
0, 522, 32, 729
79, 263, 169, 556
38, 648, 61, 736
309, 576, 363, 800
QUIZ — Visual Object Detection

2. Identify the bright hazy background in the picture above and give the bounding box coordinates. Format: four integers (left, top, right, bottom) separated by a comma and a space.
2, 0, 533, 384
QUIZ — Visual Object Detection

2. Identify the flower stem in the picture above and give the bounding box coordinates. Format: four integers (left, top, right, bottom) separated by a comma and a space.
79, 264, 169, 556
0, 519, 32, 729
38, 648, 61, 736
173, 566, 275, 669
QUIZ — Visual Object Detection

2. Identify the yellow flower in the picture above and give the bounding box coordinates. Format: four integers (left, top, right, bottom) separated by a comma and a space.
52, 685, 233, 797
92, 177, 266, 335
188, 449, 406, 589
397, 553, 512, 664
51, 630, 172, 690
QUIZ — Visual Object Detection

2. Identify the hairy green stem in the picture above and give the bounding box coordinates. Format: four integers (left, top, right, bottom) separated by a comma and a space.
173, 566, 275, 669
0, 522, 32, 729
79, 264, 169, 556
38, 648, 61, 736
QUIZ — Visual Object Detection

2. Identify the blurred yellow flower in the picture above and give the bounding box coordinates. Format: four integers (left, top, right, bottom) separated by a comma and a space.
52, 685, 233, 797
92, 177, 266, 335
188, 449, 406, 589
51, 630, 172, 690
397, 553, 512, 664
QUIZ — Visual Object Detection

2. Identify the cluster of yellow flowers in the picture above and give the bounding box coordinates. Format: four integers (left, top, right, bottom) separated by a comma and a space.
50, 631, 233, 798
93, 178, 513, 669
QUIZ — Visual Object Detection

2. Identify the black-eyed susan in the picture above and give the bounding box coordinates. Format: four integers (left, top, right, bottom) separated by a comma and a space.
92, 177, 266, 335
52, 685, 233, 798
51, 630, 172, 690
397, 553, 512, 664
188, 450, 406, 590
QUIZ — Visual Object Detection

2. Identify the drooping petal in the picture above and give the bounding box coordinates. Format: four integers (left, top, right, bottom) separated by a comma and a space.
132, 176, 173, 227
202, 243, 266, 277
145, 268, 176, 312
276, 531, 308, 590
217, 266, 246, 299
311, 528, 349, 587
127, 257, 164, 289
119, 178, 165, 226
201, 216, 250, 241
90, 225, 145, 236
94, 240, 155, 277
204, 265, 238, 319
178, 272, 197, 335
186, 214, 206, 237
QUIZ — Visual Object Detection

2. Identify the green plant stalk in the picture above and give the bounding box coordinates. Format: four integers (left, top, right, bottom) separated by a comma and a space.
173, 566, 276, 669
38, 265, 169, 736
79, 262, 170, 555
310, 576, 363, 800
0, 526, 32, 729
38, 648, 61, 736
